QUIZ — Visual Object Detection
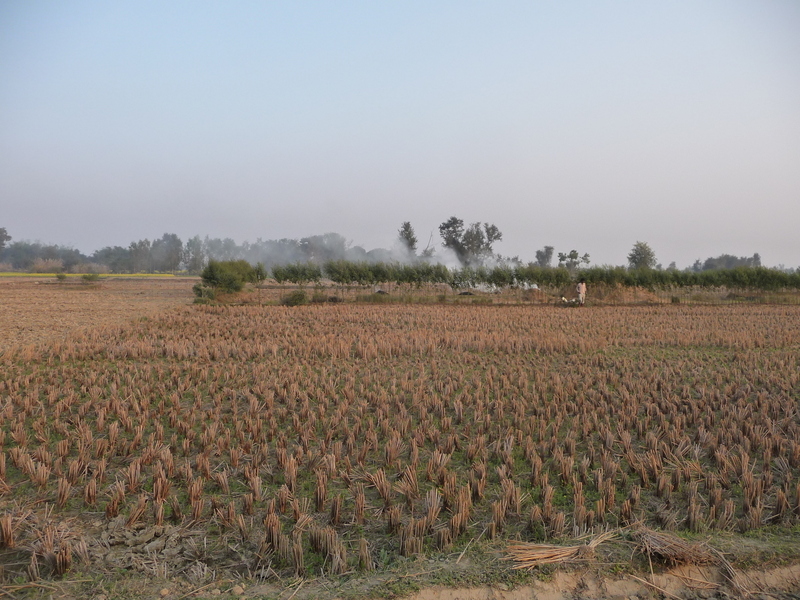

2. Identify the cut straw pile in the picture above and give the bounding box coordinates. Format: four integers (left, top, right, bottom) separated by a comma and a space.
631, 527, 716, 566
504, 530, 619, 570
632, 527, 749, 596
507, 526, 751, 597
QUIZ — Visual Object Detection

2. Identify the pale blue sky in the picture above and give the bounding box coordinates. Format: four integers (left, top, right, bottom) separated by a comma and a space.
2, 1, 799, 267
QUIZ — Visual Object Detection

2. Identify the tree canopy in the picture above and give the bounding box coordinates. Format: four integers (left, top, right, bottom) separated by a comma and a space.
438, 217, 502, 266
627, 241, 657, 270
557, 250, 590, 272
535, 245, 554, 268
698, 253, 761, 271
397, 222, 418, 256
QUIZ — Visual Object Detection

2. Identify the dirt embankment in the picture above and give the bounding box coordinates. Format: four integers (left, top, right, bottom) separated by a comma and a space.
405, 563, 800, 600
11, 562, 799, 600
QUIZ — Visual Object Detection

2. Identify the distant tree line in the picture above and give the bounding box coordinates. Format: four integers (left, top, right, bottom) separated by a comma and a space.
0, 232, 375, 274
0, 218, 507, 274
0, 223, 796, 293
691, 253, 761, 271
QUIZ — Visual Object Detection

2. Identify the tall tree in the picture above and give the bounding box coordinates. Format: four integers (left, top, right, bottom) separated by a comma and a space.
439, 216, 466, 262
151, 233, 183, 272
438, 217, 502, 266
0, 227, 10, 252
203, 237, 240, 262
299, 233, 347, 263
92, 246, 131, 272
557, 250, 590, 272
535, 245, 554, 268
627, 241, 657, 270
701, 253, 761, 270
464, 223, 502, 259
183, 235, 205, 273
129, 239, 152, 273
461, 224, 484, 260
398, 222, 418, 256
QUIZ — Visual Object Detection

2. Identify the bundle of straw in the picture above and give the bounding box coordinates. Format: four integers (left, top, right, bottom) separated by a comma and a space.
631, 527, 715, 566
504, 530, 618, 570
632, 527, 750, 597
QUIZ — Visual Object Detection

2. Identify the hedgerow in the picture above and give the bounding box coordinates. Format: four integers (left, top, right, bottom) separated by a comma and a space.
268, 262, 800, 292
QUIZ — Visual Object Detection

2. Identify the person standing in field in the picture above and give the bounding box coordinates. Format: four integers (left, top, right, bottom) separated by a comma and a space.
576, 279, 587, 306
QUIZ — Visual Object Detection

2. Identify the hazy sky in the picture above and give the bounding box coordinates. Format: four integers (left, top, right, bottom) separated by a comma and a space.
2, 1, 799, 268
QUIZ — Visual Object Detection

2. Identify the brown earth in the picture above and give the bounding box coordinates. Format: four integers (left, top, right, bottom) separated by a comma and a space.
404, 563, 800, 600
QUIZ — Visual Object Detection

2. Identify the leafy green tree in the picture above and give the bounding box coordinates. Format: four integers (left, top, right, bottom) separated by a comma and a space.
280, 290, 308, 306
151, 233, 183, 272
483, 223, 502, 249
253, 263, 267, 284
199, 259, 261, 294
438, 217, 502, 266
462, 223, 502, 263
398, 222, 418, 256
184, 235, 205, 274
557, 250, 590, 272
299, 233, 347, 263
0, 228, 10, 252
92, 246, 131, 272
129, 239, 152, 272
200, 262, 243, 294
627, 241, 657, 270
535, 246, 554, 268
203, 236, 240, 261
272, 263, 322, 285
450, 266, 481, 290
487, 265, 514, 288
701, 253, 761, 270
439, 217, 466, 262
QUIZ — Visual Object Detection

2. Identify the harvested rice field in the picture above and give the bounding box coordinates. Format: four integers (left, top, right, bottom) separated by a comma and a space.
0, 277, 195, 351
1, 279, 799, 599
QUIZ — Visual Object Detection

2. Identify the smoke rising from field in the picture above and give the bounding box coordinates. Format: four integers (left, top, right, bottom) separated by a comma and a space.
199, 232, 474, 270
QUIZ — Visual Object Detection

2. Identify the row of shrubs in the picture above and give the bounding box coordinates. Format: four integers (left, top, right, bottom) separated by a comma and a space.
273, 260, 454, 287
277, 261, 800, 291
194, 260, 800, 299
196, 260, 800, 301
578, 265, 800, 290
